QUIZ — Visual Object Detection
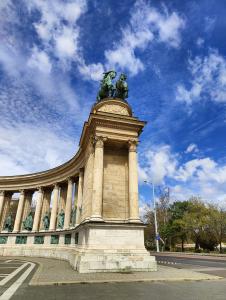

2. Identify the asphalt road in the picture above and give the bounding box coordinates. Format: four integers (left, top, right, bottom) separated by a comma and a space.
0, 258, 37, 300
1, 256, 226, 300
154, 253, 226, 278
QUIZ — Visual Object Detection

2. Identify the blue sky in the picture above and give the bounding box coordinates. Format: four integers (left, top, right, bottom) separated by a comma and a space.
1, 0, 226, 210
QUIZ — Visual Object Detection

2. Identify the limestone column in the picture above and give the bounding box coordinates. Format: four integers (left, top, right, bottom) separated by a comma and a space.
21, 191, 33, 229
49, 184, 59, 231
128, 140, 140, 222
13, 190, 25, 232
91, 136, 105, 221
32, 188, 44, 232
59, 185, 67, 211
0, 191, 5, 223
76, 169, 84, 224
64, 178, 73, 229
1, 192, 12, 230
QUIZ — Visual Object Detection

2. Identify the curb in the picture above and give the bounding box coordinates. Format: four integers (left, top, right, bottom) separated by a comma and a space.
152, 251, 226, 258
29, 275, 224, 286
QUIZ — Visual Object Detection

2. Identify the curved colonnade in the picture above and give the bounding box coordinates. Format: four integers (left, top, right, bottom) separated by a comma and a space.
0, 98, 157, 273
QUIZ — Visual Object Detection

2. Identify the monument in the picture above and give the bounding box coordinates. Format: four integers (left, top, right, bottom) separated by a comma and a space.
0, 72, 157, 273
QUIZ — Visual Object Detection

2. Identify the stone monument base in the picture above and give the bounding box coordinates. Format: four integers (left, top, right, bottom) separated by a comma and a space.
0, 222, 157, 273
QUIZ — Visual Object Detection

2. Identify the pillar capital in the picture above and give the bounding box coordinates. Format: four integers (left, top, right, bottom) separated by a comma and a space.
128, 140, 138, 152
53, 183, 59, 189
37, 187, 43, 193
79, 168, 84, 177
19, 189, 25, 196
67, 177, 73, 184
94, 136, 107, 148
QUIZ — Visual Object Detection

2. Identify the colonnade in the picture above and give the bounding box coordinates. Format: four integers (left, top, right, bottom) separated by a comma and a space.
0, 172, 84, 233
0, 136, 140, 234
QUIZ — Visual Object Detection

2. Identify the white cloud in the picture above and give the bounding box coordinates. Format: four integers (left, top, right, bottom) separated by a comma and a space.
176, 157, 216, 182
185, 143, 199, 154
139, 145, 177, 184
26, 0, 104, 81
176, 49, 226, 104
196, 37, 204, 47
28, 0, 87, 65
78, 61, 105, 81
55, 27, 79, 59
105, 0, 185, 75
27, 47, 52, 74
0, 124, 76, 176
139, 195, 150, 220
139, 144, 226, 205
0, 1, 83, 116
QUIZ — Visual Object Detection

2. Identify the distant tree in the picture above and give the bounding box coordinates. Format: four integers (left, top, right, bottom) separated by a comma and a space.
182, 198, 218, 251
143, 195, 226, 253
166, 201, 190, 251
144, 209, 156, 250
208, 206, 226, 253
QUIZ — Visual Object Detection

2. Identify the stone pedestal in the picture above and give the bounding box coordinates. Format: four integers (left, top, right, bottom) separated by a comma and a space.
75, 222, 157, 273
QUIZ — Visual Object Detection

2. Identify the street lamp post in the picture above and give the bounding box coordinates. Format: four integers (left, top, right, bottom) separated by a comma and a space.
144, 180, 160, 252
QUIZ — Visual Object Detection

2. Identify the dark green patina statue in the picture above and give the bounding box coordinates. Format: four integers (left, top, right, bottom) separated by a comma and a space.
58, 209, 65, 229
0, 236, 7, 244
70, 207, 77, 227
16, 236, 27, 244
43, 212, 50, 230
97, 71, 128, 101
115, 73, 128, 100
22, 211, 33, 231
97, 70, 117, 101
34, 236, 44, 244
4, 213, 13, 232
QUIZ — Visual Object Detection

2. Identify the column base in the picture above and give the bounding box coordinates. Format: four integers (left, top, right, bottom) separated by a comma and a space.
128, 218, 142, 223
89, 215, 104, 222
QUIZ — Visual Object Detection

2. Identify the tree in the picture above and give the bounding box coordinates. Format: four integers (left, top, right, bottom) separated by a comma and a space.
208, 206, 226, 253
182, 198, 218, 251
167, 201, 190, 251
143, 209, 156, 250
143, 195, 226, 253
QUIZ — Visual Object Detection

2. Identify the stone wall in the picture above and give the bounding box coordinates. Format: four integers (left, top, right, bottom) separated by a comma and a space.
103, 147, 129, 220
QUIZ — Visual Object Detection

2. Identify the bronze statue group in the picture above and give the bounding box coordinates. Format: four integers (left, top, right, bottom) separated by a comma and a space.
97, 71, 128, 101
3, 207, 77, 232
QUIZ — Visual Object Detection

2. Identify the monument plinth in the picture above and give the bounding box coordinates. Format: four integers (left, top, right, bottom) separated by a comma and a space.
0, 73, 157, 273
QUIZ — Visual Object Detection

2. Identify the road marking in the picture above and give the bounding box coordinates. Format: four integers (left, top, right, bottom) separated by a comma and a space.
0, 262, 35, 300
0, 267, 17, 269
157, 260, 177, 265
4, 261, 13, 264
0, 263, 29, 286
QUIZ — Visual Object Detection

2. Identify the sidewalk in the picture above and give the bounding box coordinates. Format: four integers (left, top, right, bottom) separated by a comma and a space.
8, 256, 222, 286
152, 251, 226, 260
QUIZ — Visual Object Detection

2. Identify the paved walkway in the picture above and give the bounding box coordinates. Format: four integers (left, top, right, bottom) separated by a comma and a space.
4, 256, 221, 286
